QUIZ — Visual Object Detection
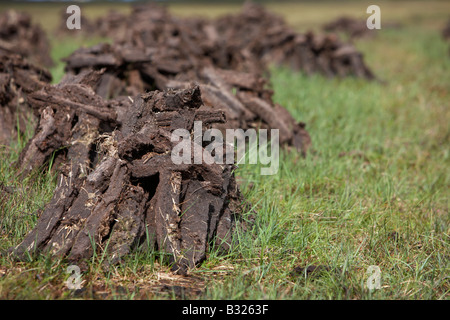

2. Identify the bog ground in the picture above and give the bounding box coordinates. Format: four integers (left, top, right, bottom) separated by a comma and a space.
0, 1, 449, 299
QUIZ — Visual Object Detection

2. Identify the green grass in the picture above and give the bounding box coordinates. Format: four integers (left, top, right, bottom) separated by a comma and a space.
0, 1, 449, 299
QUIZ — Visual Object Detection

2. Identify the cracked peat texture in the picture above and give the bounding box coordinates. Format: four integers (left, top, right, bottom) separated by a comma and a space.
11, 80, 245, 275
0, 50, 52, 145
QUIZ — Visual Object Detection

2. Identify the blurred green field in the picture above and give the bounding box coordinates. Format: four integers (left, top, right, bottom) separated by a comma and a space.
2, 0, 450, 31
0, 1, 449, 299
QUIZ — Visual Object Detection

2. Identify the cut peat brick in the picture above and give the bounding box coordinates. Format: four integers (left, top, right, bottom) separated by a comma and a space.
0, 10, 53, 67
0, 50, 52, 145
62, 44, 311, 155
11, 81, 245, 274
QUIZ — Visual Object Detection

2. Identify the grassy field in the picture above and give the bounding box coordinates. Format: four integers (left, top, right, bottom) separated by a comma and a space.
0, 1, 449, 299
